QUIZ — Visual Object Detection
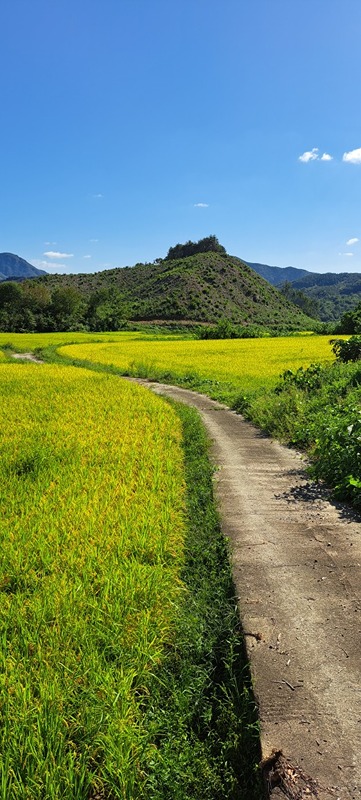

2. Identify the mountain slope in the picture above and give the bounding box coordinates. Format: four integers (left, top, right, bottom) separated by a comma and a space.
290, 271, 361, 321
247, 261, 313, 286
247, 260, 361, 321
0, 253, 47, 280
37, 251, 315, 328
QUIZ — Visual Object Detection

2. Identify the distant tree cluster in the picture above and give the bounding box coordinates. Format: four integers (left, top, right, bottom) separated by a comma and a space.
335, 301, 361, 334
0, 281, 128, 333
165, 235, 227, 261
279, 281, 320, 320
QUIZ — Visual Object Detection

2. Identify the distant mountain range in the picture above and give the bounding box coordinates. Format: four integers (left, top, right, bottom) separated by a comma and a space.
0, 253, 47, 281
247, 262, 313, 285
248, 261, 361, 321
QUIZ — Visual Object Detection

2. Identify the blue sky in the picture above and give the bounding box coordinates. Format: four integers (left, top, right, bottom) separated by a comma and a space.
1, 0, 361, 275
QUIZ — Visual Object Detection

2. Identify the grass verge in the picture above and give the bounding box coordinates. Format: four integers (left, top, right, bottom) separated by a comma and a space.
140, 401, 263, 800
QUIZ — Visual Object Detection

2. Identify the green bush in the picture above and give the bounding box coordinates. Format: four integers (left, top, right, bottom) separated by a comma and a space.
331, 336, 361, 362
240, 359, 361, 508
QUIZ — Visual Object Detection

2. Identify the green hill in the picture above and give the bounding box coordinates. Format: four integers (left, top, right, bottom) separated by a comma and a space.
247, 261, 313, 285
289, 272, 361, 321
247, 259, 361, 322
36, 249, 315, 330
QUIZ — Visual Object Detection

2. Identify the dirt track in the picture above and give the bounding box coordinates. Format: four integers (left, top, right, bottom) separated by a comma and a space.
132, 380, 361, 800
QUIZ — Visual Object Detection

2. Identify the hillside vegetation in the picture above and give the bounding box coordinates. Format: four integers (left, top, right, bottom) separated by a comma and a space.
289, 271, 361, 321
0, 238, 316, 332
37, 250, 314, 328
248, 261, 312, 285
249, 260, 361, 322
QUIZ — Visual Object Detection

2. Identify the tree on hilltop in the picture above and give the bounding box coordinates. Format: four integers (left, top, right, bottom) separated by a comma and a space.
165, 235, 227, 261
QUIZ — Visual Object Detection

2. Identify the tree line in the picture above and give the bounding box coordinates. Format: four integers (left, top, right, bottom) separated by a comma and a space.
0, 281, 128, 332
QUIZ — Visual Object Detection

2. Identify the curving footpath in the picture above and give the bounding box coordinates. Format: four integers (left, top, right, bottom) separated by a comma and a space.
132, 379, 361, 800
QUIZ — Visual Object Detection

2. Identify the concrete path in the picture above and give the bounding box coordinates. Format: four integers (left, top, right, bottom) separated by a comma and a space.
132, 380, 361, 800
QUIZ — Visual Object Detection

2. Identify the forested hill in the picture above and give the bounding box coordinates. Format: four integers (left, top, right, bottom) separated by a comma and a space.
286, 271, 361, 321
247, 260, 361, 321
247, 261, 313, 285
25, 249, 314, 331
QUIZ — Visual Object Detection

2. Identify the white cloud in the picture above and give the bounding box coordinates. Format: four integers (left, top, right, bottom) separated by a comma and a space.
44, 241, 57, 245
194, 202, 209, 207
83, 254, 91, 259
92, 193, 103, 198
338, 252, 354, 257
343, 147, 361, 164
32, 259, 67, 271
298, 148, 334, 163
43, 251, 74, 259
299, 148, 319, 162
346, 237, 359, 246
89, 238, 99, 242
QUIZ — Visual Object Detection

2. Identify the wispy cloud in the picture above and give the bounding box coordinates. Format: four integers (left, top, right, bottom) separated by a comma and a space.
299, 148, 333, 162
343, 147, 361, 164
92, 193, 103, 198
32, 259, 67, 271
339, 252, 354, 257
89, 238, 99, 242
194, 202, 209, 207
44, 241, 57, 246
299, 148, 319, 162
83, 255, 91, 259
43, 251, 73, 259
346, 237, 359, 246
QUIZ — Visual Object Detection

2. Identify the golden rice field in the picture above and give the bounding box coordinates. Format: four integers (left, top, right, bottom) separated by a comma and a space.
58, 334, 337, 400
0, 330, 144, 351
0, 328, 190, 354
0, 362, 186, 798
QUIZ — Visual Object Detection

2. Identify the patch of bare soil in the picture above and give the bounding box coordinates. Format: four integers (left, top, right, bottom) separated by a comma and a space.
129, 379, 361, 800
11, 352, 43, 363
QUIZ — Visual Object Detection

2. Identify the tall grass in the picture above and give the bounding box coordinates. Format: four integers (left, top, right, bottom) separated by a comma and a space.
0, 361, 264, 797
140, 402, 263, 799
0, 363, 186, 798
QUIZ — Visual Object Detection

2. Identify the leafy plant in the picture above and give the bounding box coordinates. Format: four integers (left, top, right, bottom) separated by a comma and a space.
331, 335, 361, 362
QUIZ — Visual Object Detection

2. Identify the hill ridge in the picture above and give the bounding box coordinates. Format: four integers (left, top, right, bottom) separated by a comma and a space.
0, 253, 47, 280
33, 250, 314, 329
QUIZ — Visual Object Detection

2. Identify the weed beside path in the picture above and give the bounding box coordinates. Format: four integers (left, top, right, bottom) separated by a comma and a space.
141, 402, 263, 799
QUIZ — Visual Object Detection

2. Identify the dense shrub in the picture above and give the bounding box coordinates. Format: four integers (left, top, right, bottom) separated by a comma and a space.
331, 336, 361, 362
239, 359, 361, 508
